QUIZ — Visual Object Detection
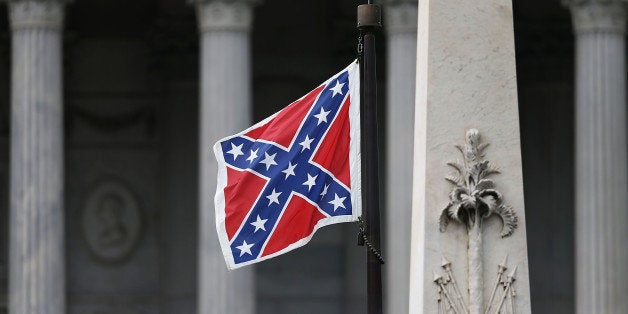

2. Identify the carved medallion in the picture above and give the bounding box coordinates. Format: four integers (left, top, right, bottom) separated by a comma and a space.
82, 181, 142, 264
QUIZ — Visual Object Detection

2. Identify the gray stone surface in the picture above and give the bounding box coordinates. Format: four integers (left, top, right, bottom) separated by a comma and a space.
383, 1, 417, 314
409, 0, 531, 312
565, 1, 628, 313
64, 37, 173, 314
66, 151, 161, 313
7, 1, 66, 313
195, 1, 255, 313
160, 80, 198, 314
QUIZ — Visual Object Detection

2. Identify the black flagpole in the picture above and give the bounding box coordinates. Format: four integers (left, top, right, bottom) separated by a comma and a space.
357, 3, 383, 314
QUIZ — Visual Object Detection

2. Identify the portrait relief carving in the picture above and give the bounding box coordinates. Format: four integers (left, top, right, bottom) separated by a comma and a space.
82, 180, 143, 264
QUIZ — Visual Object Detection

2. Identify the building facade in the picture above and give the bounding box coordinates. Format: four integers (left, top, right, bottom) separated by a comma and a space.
0, 0, 626, 313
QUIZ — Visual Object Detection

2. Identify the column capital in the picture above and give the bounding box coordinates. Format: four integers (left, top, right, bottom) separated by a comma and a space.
563, 0, 627, 34
384, 0, 418, 34
4, 0, 70, 31
191, 0, 260, 32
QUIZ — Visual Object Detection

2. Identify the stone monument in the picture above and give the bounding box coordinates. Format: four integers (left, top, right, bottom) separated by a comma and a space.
408, 0, 531, 313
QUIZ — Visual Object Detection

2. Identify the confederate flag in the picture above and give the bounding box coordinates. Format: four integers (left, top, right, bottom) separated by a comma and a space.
214, 61, 362, 269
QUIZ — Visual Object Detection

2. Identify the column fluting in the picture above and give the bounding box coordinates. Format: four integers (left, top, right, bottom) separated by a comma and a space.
7, 1, 67, 313
565, 1, 628, 313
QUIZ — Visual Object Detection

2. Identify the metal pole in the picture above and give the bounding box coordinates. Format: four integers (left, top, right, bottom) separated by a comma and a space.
357, 4, 383, 314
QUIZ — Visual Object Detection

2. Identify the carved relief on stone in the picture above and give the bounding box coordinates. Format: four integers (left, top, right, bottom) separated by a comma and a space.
82, 180, 143, 264
66, 103, 157, 143
434, 256, 518, 314
438, 129, 518, 237
434, 129, 519, 314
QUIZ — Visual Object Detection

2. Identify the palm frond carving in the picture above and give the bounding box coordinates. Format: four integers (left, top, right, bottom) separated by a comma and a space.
439, 129, 518, 238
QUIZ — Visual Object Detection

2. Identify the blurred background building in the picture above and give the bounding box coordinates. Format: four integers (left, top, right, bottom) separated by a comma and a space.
0, 0, 625, 313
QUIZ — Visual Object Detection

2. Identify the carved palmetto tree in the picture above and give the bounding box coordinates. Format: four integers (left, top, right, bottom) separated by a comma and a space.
439, 129, 518, 237
438, 129, 518, 314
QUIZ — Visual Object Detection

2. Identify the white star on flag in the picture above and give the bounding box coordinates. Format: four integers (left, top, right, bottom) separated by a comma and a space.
236, 240, 254, 257
250, 215, 268, 232
328, 193, 346, 211
246, 148, 259, 164
282, 162, 297, 179
320, 184, 329, 196
299, 135, 315, 152
329, 80, 345, 97
226, 143, 244, 160
313, 107, 331, 125
260, 152, 278, 170
303, 173, 318, 191
266, 188, 282, 206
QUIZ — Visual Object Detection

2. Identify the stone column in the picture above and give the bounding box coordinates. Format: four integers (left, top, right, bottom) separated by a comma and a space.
565, 1, 628, 313
382, 1, 417, 314
194, 1, 256, 313
6, 1, 67, 313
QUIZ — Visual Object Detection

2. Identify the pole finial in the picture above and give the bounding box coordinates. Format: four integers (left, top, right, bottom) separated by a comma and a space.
357, 4, 382, 29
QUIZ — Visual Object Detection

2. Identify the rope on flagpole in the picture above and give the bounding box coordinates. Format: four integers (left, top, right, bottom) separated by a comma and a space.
358, 216, 385, 264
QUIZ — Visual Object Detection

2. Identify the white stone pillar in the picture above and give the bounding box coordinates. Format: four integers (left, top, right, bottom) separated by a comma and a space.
409, 0, 531, 312
383, 1, 417, 314
6, 1, 66, 313
565, 1, 628, 313
194, 1, 256, 313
